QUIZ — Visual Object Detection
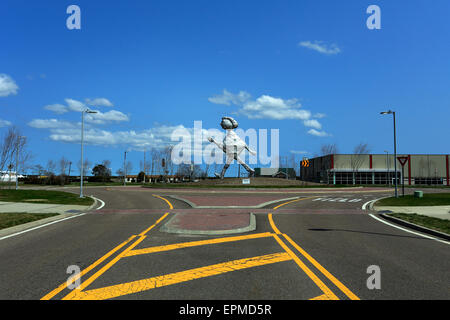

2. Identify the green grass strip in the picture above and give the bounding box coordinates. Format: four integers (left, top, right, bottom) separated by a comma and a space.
387, 213, 450, 235
0, 212, 59, 230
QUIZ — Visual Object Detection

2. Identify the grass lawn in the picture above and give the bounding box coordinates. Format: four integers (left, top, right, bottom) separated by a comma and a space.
387, 213, 450, 235
0, 189, 94, 205
376, 193, 450, 206
0, 212, 59, 230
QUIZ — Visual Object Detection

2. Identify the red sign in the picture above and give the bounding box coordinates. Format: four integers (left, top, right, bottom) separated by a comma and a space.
397, 156, 408, 166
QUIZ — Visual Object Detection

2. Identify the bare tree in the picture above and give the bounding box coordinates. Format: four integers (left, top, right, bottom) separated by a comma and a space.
77, 159, 92, 177
320, 143, 338, 156
350, 143, 371, 184
0, 127, 32, 179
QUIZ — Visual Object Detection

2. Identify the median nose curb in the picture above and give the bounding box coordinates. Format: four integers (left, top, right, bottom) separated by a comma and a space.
160, 212, 256, 235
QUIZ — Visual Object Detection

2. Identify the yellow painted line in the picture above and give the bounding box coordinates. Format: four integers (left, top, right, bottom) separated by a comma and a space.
268, 214, 282, 235
62, 235, 148, 300
269, 196, 360, 300
282, 234, 360, 300
40, 235, 137, 300
62, 252, 292, 300
272, 196, 317, 210
138, 212, 170, 236
309, 293, 330, 300
42, 212, 170, 300
152, 194, 174, 209
62, 212, 171, 300
126, 232, 274, 257
272, 234, 339, 300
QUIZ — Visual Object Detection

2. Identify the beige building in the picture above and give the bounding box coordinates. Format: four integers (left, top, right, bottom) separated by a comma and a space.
301, 154, 450, 186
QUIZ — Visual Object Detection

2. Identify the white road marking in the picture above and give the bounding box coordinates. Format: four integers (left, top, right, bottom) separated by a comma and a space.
0, 195, 105, 241
0, 213, 88, 241
313, 197, 361, 203
91, 196, 105, 210
368, 214, 450, 245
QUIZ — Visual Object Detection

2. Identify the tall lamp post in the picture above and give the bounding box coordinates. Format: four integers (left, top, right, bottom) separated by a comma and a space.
380, 110, 398, 198
80, 109, 98, 198
384, 150, 390, 186
123, 151, 128, 187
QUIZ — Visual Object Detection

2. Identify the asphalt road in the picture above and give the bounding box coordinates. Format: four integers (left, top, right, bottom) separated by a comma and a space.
0, 186, 448, 300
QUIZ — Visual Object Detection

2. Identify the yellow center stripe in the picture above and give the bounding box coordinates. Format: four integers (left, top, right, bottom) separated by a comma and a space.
272, 234, 339, 300
152, 194, 174, 209
125, 232, 273, 257
63, 252, 292, 300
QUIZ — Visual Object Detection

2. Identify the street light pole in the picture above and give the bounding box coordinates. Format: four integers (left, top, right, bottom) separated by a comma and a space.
80, 109, 97, 198
381, 110, 398, 198
384, 150, 390, 186
123, 151, 127, 186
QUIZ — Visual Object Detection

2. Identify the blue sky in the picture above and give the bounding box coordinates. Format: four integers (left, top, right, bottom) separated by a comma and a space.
1, 0, 449, 175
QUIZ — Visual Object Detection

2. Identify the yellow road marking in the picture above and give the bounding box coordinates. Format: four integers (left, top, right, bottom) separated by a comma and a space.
309, 293, 330, 300
63, 252, 292, 300
126, 232, 273, 257
41, 212, 170, 300
268, 214, 282, 235
40, 235, 137, 300
282, 234, 360, 300
62, 235, 148, 300
272, 196, 317, 210
272, 234, 339, 300
152, 194, 174, 209
138, 212, 169, 236
269, 197, 361, 300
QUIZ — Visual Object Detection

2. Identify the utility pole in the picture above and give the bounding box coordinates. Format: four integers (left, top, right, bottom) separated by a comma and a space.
123, 151, 128, 186
143, 149, 146, 184
68, 161, 72, 183
80, 109, 97, 198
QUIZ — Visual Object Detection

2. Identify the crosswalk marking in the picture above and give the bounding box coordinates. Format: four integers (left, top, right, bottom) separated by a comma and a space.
312, 198, 362, 203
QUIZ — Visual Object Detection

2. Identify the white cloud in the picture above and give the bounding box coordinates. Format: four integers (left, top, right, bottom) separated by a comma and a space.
208, 89, 251, 106
65, 98, 86, 112
44, 104, 69, 114
209, 91, 311, 121
307, 129, 330, 137
85, 110, 129, 124
303, 119, 322, 130
313, 113, 326, 119
28, 118, 76, 129
85, 98, 114, 107
298, 41, 341, 55
290, 150, 309, 155
0, 119, 12, 127
0, 74, 19, 97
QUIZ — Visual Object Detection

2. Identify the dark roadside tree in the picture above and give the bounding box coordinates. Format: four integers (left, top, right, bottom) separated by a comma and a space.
91, 164, 112, 182
137, 171, 145, 183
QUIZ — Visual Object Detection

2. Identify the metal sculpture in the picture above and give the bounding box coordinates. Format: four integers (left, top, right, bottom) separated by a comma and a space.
208, 117, 256, 179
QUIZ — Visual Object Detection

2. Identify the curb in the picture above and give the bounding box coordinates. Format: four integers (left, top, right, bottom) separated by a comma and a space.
364, 197, 450, 241
378, 213, 450, 241
165, 195, 300, 209
0, 196, 99, 240
160, 213, 257, 236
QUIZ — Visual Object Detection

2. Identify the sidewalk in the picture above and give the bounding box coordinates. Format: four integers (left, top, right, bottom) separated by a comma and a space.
0, 201, 91, 214
373, 205, 450, 221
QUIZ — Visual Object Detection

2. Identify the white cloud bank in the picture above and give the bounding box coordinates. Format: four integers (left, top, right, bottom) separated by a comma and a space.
208, 89, 330, 137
